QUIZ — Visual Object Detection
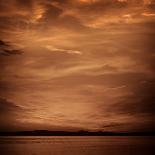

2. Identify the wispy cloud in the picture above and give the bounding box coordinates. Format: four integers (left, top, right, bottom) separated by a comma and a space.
0, 40, 23, 56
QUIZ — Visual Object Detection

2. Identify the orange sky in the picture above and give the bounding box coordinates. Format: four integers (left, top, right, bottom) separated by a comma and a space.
0, 0, 155, 132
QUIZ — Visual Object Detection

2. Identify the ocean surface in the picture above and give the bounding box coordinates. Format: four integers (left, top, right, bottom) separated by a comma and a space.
0, 136, 154, 155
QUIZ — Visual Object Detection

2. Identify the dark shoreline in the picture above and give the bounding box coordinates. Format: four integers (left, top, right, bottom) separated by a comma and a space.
0, 130, 155, 136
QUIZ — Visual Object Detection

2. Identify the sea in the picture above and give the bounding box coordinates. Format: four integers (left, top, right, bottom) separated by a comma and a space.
0, 136, 154, 155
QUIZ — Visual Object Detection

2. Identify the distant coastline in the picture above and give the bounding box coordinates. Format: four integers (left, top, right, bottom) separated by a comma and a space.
0, 130, 155, 136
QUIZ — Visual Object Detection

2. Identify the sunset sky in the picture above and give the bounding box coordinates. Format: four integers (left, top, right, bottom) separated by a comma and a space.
0, 0, 155, 132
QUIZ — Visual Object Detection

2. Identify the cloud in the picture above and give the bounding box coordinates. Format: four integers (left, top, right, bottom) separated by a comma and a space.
0, 97, 24, 131
95, 79, 155, 131
0, 49, 23, 56
0, 40, 9, 46
0, 97, 22, 113
0, 40, 23, 56
1, 0, 154, 33
0, 0, 155, 132
146, 0, 155, 10
45, 45, 82, 55
110, 80, 155, 115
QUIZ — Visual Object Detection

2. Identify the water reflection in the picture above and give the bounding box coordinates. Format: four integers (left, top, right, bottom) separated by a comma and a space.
0, 136, 154, 155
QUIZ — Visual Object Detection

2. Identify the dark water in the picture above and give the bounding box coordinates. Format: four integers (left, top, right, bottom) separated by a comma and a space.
0, 136, 154, 155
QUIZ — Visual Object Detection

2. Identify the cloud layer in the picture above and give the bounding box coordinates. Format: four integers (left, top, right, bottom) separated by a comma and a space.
0, 0, 155, 132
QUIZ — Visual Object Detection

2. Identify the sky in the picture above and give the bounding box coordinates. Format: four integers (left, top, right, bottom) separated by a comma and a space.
0, 0, 155, 132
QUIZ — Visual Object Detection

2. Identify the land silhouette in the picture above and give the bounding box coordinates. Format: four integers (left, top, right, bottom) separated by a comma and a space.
0, 130, 155, 136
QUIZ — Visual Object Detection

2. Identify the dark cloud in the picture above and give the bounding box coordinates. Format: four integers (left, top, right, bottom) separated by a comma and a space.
0, 0, 154, 34
1, 49, 23, 56
16, 0, 35, 9
147, 0, 155, 10
0, 40, 9, 46
96, 79, 155, 131
76, 0, 128, 12
0, 40, 23, 56
38, 2, 87, 31
42, 3, 63, 19
110, 80, 155, 115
